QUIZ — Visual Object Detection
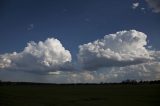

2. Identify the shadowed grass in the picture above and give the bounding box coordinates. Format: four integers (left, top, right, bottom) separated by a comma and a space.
0, 84, 160, 106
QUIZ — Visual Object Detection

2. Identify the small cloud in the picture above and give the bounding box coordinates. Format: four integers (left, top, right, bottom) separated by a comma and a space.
141, 7, 145, 10
141, 7, 146, 13
147, 45, 152, 49
145, 0, 160, 13
141, 7, 146, 11
27, 24, 34, 31
132, 2, 139, 9
48, 71, 61, 75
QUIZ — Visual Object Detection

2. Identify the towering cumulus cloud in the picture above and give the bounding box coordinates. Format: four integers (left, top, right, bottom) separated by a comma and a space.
0, 38, 71, 72
78, 30, 153, 70
0, 30, 160, 83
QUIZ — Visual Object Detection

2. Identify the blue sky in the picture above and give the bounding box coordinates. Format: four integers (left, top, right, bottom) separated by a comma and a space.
0, 0, 160, 83
0, 0, 160, 58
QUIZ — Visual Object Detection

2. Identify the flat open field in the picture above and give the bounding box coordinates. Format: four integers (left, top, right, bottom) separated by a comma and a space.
0, 84, 160, 106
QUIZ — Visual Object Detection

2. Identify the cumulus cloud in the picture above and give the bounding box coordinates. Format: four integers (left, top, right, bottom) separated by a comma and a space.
0, 30, 160, 83
145, 0, 160, 13
78, 30, 153, 70
132, 2, 139, 9
1, 61, 160, 83
63, 62, 160, 83
0, 38, 72, 73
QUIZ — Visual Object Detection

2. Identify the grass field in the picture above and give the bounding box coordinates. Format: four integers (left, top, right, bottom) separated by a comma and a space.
0, 84, 160, 106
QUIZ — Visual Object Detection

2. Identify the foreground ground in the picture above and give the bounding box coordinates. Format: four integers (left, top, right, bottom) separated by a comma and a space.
0, 83, 160, 106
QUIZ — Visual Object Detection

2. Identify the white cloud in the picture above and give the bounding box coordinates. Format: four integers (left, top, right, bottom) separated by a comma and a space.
0, 38, 72, 72
131, 2, 146, 13
145, 0, 160, 13
132, 2, 139, 9
66, 62, 160, 83
78, 30, 153, 70
0, 30, 160, 83
1, 61, 160, 83
48, 71, 61, 75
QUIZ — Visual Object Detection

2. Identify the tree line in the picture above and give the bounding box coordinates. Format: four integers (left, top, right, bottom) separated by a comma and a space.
0, 79, 160, 86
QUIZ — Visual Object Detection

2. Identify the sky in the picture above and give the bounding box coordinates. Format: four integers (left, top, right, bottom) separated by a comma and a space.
0, 0, 160, 83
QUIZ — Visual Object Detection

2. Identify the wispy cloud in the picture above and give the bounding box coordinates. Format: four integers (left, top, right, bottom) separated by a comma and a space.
145, 0, 160, 13
27, 24, 34, 31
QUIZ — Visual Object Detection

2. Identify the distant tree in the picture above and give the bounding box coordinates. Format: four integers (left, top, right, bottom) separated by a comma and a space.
122, 79, 137, 84
100, 82, 104, 84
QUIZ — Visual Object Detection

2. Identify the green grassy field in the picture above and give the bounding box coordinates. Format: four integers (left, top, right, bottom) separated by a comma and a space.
0, 84, 160, 106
